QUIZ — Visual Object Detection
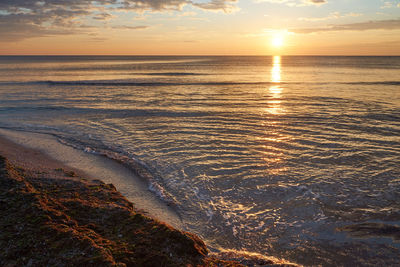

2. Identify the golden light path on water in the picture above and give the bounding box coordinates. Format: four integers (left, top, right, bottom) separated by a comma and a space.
267, 56, 283, 115
261, 56, 287, 173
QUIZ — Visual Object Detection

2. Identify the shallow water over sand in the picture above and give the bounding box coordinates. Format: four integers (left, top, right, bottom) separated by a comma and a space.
0, 56, 399, 265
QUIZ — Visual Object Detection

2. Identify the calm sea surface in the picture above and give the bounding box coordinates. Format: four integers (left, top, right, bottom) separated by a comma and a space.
0, 56, 399, 265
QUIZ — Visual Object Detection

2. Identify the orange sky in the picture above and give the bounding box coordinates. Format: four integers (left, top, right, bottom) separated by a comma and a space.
1, 0, 400, 55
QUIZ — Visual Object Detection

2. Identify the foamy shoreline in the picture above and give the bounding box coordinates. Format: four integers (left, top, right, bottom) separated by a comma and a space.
0, 128, 183, 230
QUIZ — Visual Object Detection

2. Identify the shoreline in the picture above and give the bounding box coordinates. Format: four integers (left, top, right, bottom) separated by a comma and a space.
0, 128, 183, 230
0, 129, 299, 266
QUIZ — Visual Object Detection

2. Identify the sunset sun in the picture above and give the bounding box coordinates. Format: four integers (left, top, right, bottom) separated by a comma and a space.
271, 35, 284, 48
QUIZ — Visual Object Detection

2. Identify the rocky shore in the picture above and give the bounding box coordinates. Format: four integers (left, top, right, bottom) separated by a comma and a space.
0, 135, 298, 266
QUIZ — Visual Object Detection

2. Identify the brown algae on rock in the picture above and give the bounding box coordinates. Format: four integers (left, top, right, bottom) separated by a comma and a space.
0, 155, 233, 266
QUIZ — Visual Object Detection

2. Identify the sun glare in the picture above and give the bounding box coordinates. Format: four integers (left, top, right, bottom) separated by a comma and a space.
272, 35, 284, 48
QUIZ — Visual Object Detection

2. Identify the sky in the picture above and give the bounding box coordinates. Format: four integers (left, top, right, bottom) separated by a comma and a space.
0, 0, 399, 55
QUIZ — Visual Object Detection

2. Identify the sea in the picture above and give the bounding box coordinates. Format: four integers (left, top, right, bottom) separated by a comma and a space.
0, 56, 399, 266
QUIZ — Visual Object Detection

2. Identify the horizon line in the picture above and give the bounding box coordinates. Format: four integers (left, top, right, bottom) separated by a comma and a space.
1, 54, 400, 57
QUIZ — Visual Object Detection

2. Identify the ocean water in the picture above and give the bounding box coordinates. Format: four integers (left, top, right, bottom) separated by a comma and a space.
0, 56, 399, 266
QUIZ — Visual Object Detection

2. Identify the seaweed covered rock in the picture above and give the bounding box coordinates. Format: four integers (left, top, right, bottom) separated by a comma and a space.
0, 154, 300, 267
0, 156, 231, 266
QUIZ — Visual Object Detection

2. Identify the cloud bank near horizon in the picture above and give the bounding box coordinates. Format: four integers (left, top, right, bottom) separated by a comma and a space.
292, 19, 400, 34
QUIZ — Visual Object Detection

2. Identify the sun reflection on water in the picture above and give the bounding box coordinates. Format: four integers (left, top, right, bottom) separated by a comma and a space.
260, 56, 288, 172
271, 56, 281, 84
266, 56, 283, 115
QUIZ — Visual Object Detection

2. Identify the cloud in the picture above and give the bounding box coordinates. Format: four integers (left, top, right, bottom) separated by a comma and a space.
298, 12, 362, 22
192, 0, 239, 13
380, 1, 400, 9
0, 1, 100, 41
92, 12, 115, 20
307, 0, 326, 4
121, 0, 189, 11
0, 0, 238, 42
0, 13, 79, 42
111, 25, 149, 30
292, 19, 400, 34
121, 0, 240, 12
381, 1, 394, 9
256, 0, 327, 7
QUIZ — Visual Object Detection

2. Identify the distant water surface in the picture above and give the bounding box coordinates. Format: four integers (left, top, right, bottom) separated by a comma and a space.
0, 56, 399, 266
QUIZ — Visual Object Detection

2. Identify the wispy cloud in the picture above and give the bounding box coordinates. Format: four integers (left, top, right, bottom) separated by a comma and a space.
307, 0, 327, 5
298, 12, 362, 22
292, 19, 400, 33
192, 0, 239, 13
380, 1, 400, 9
111, 25, 149, 30
92, 12, 115, 21
256, 0, 327, 7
